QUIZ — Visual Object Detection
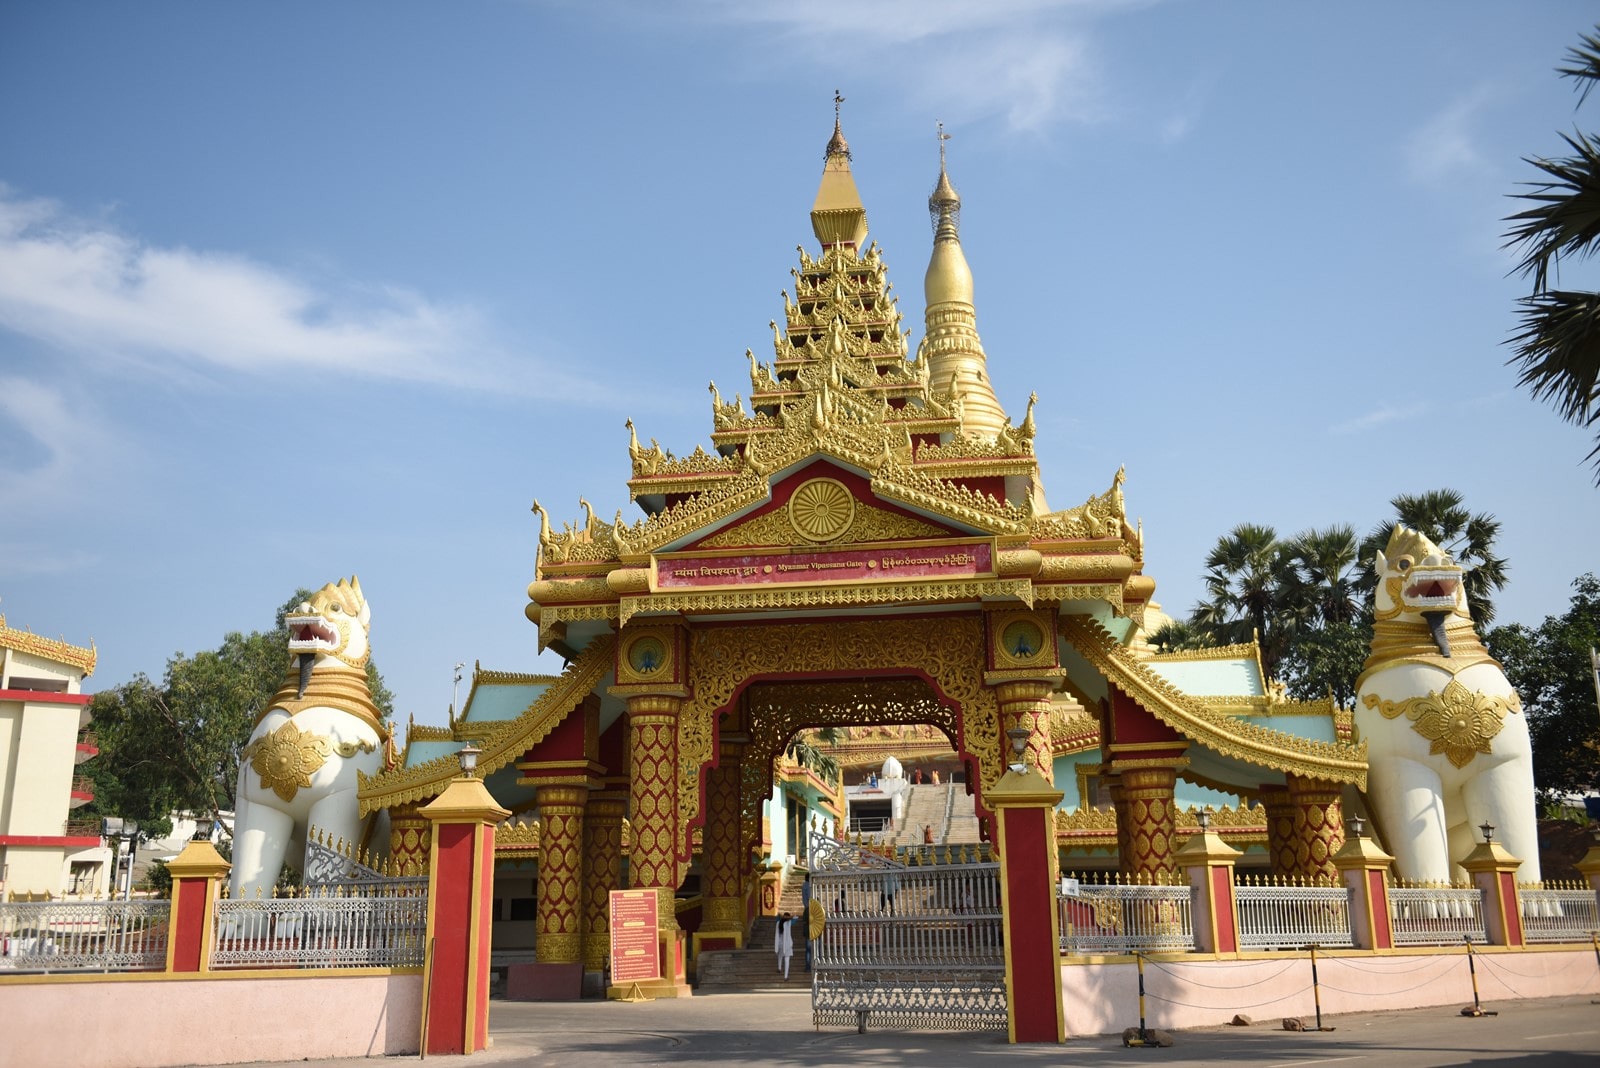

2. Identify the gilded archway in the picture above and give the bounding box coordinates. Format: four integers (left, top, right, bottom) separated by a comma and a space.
675, 615, 999, 862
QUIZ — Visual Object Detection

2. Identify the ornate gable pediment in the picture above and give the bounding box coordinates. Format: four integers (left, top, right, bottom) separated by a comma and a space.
690, 464, 960, 550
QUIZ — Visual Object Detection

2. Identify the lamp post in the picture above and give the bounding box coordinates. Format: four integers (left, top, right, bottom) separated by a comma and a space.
101, 817, 141, 899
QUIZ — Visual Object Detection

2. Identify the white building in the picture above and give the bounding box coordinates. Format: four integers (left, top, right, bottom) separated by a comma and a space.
0, 611, 110, 897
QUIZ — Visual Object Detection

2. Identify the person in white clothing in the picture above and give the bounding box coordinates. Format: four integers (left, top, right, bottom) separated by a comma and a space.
774, 911, 794, 979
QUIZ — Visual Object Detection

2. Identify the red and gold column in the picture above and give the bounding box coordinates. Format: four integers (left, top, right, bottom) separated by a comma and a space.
504, 783, 588, 1000
1287, 775, 1345, 883
994, 679, 1056, 783
621, 692, 692, 996
388, 802, 431, 875
695, 739, 746, 956
582, 793, 626, 979
1260, 783, 1297, 878
1117, 765, 1180, 881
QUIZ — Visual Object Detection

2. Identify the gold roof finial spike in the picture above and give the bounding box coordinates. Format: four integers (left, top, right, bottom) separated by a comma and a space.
812, 91, 867, 250
827, 89, 850, 161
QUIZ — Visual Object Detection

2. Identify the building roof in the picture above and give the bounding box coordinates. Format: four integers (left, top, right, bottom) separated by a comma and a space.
0, 613, 96, 677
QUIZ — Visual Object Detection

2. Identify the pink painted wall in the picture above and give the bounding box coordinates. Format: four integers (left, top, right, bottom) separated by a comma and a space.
1060, 949, 1600, 1036
0, 972, 421, 1068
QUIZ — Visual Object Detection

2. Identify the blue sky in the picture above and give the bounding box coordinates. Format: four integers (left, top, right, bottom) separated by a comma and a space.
2, 1, 1597, 725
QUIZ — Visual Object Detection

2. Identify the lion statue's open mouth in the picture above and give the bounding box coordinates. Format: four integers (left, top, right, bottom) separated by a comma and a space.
1401, 570, 1460, 610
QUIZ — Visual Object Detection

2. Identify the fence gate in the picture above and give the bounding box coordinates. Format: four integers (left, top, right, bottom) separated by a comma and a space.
807, 831, 1005, 1032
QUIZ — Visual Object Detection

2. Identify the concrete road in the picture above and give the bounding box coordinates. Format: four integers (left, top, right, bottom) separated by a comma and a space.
224, 989, 1600, 1067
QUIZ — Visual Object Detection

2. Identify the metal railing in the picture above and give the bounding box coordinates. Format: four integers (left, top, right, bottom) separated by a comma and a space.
0, 898, 169, 972
1518, 885, 1600, 944
810, 831, 1006, 1032
1235, 879, 1353, 950
1388, 885, 1486, 945
846, 816, 892, 834
212, 888, 427, 969
1058, 874, 1195, 955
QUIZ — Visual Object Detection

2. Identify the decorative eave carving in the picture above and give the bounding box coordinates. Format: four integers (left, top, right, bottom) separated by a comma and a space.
0, 614, 97, 676
358, 635, 614, 815
1059, 614, 1368, 787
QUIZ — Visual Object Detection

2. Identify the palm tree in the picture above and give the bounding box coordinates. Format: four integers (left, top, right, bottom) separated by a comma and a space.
1504, 25, 1600, 483
1190, 523, 1305, 680
1357, 489, 1508, 626
784, 726, 842, 783
1287, 524, 1362, 626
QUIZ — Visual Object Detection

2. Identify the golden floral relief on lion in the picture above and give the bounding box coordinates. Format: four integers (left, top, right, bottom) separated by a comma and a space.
1361, 681, 1521, 770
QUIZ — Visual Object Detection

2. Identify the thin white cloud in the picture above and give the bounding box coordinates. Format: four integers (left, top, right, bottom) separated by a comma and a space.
1405, 85, 1496, 185
1330, 404, 1429, 435
0, 187, 519, 391
0, 375, 104, 497
683, 0, 1152, 133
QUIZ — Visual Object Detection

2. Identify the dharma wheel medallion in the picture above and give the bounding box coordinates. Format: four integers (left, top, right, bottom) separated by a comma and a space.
787, 478, 855, 542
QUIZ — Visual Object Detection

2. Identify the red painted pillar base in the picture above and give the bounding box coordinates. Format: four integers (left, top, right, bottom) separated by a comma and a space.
1333, 832, 1396, 950
421, 774, 511, 1055
1461, 840, 1525, 948
987, 766, 1066, 1044
1175, 825, 1241, 955
164, 840, 230, 973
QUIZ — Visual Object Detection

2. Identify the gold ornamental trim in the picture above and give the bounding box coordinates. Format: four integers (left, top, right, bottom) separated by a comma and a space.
1356, 619, 1498, 689
619, 578, 1034, 626
697, 496, 947, 549
1034, 582, 1125, 611
0, 614, 97, 676
1058, 615, 1367, 787
1144, 642, 1262, 663
358, 634, 614, 816
787, 477, 856, 542
243, 722, 333, 803
1361, 680, 1522, 769
258, 663, 386, 736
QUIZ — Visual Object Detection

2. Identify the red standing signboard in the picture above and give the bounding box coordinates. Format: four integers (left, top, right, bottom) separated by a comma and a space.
609, 888, 661, 983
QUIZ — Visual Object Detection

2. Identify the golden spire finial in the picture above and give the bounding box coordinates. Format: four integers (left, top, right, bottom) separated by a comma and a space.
814, 89, 865, 247
825, 89, 851, 161
929, 121, 960, 240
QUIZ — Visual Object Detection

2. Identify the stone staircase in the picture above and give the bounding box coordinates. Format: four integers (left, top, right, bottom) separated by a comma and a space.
892, 784, 949, 846
944, 785, 981, 844
696, 870, 809, 991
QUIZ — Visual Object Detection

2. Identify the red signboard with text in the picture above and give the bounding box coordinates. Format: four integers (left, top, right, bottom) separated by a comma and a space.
656, 542, 992, 590
609, 889, 661, 983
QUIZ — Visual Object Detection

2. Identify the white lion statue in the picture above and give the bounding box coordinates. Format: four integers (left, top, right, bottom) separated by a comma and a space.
230, 577, 391, 897
1356, 527, 1539, 885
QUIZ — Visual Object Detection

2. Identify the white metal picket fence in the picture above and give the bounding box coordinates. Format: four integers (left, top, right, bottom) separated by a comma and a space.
1234, 880, 1353, 950
1518, 886, 1600, 944
0, 898, 170, 973
1388, 885, 1486, 946
1057, 874, 1195, 955
212, 888, 427, 969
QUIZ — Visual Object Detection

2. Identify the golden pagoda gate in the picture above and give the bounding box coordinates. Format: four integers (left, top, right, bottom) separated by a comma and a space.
358, 106, 1366, 1026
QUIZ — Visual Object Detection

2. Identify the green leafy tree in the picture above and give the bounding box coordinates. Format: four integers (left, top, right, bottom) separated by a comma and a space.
1358, 489, 1508, 626
85, 590, 394, 839
1487, 573, 1600, 797
1504, 26, 1600, 483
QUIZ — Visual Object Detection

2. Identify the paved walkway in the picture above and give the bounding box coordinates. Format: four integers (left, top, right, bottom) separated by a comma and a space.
216, 989, 1600, 1068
